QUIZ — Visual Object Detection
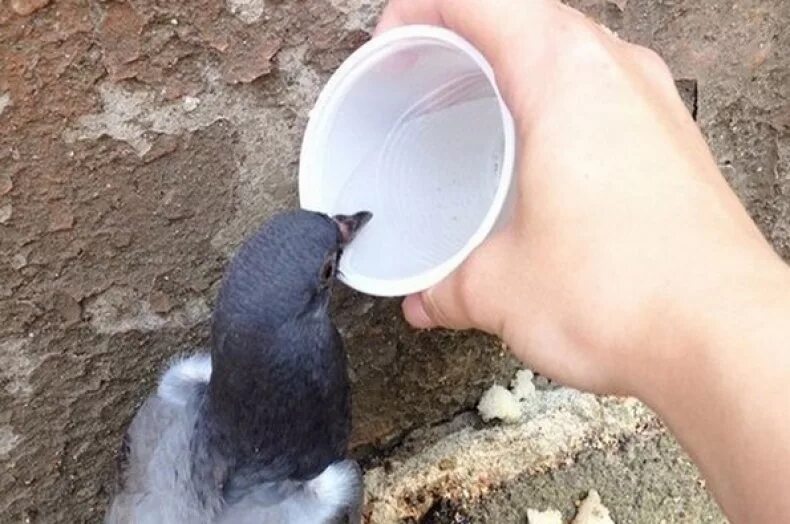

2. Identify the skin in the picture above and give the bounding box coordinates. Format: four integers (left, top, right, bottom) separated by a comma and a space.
375, 1, 790, 522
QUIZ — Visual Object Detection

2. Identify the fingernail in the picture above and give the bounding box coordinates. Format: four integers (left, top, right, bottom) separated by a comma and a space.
402, 294, 435, 329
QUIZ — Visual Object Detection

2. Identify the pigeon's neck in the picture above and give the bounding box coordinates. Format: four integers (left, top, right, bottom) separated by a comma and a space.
205, 278, 321, 406
196, 309, 349, 481
204, 314, 313, 423
206, 305, 334, 400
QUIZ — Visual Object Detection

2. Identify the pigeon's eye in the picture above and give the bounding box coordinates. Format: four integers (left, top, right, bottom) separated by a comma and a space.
319, 255, 337, 284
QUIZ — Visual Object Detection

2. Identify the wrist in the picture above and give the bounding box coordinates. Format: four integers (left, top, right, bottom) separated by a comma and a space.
629, 254, 790, 406
632, 256, 790, 522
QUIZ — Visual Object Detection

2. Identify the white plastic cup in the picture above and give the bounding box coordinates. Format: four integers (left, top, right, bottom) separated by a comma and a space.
300, 25, 515, 297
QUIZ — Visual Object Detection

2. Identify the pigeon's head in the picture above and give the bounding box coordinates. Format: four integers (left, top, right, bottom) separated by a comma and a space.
213, 209, 372, 334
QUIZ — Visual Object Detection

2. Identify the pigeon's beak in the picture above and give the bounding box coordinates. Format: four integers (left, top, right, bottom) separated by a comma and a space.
333, 211, 372, 247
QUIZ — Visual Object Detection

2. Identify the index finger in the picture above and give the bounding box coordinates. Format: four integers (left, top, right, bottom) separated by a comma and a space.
375, 0, 556, 50
375, 0, 445, 35
374, 0, 560, 116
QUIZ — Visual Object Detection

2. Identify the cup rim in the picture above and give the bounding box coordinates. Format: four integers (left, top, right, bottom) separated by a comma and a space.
299, 25, 515, 297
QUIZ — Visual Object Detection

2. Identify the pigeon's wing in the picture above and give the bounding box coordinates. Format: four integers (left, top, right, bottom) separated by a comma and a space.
106, 394, 185, 524
217, 460, 363, 524
115, 395, 179, 494
106, 354, 212, 524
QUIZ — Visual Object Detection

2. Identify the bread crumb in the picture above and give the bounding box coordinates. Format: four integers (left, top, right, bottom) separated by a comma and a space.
477, 385, 521, 423
572, 490, 614, 524
511, 369, 536, 400
527, 508, 563, 524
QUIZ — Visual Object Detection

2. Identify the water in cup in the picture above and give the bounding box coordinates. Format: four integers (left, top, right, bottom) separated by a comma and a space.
332, 75, 505, 283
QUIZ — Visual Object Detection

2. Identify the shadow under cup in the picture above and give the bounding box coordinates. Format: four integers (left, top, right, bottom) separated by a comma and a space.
300, 26, 515, 297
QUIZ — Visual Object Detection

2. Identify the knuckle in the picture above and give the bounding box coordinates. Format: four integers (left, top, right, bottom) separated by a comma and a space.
556, 23, 617, 70
421, 288, 446, 325
632, 45, 674, 80
633, 45, 665, 66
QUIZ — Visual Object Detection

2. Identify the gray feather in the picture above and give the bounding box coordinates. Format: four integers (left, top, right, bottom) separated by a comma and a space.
106, 355, 361, 524
106, 210, 368, 523
107, 355, 217, 523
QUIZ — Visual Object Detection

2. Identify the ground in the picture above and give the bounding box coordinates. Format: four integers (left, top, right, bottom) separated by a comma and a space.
0, 0, 787, 522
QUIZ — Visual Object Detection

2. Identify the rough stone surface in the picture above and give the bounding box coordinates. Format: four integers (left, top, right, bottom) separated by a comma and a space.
572, 490, 615, 524
10, 0, 51, 16
364, 384, 653, 521
459, 433, 725, 524
0, 0, 787, 522
0, 93, 11, 116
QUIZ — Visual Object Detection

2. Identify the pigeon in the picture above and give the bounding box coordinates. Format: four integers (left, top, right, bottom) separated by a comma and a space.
106, 209, 373, 524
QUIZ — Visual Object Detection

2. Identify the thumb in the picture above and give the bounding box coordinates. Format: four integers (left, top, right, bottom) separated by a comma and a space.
402, 293, 438, 329
401, 234, 512, 334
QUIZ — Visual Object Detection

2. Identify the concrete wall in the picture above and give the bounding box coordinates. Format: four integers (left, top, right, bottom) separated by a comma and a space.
1, 0, 787, 521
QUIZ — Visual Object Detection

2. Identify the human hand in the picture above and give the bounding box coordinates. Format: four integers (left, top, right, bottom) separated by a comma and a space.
378, 0, 788, 396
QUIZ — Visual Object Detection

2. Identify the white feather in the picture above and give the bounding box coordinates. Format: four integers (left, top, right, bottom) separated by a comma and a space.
303, 460, 360, 511
110, 355, 362, 524
217, 461, 362, 524
157, 354, 212, 407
